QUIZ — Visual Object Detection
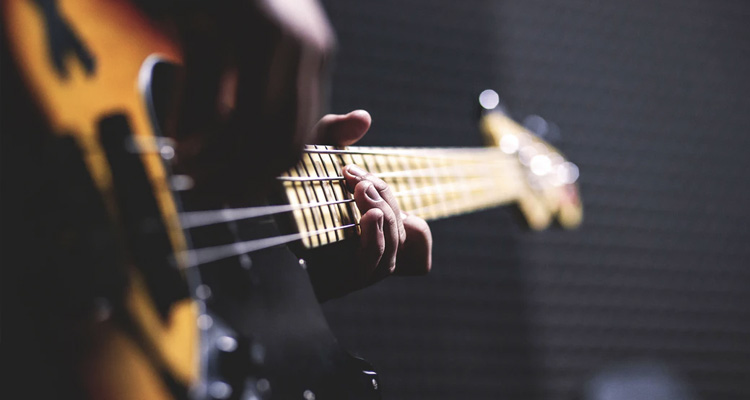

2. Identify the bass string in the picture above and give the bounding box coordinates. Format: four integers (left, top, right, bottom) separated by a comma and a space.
180, 176, 520, 269
177, 147, 523, 267
179, 199, 356, 229
181, 223, 358, 268
180, 163, 515, 229
279, 157, 518, 182
302, 146, 515, 162
181, 169, 519, 229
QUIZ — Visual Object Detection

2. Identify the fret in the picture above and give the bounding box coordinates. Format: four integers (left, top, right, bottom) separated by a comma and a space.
457, 157, 476, 216
307, 148, 339, 243
320, 149, 343, 241
346, 151, 366, 235
362, 153, 378, 175
424, 155, 441, 219
331, 148, 362, 236
289, 165, 318, 248
297, 159, 328, 245
439, 153, 460, 217
405, 151, 424, 215
393, 153, 413, 213
423, 154, 445, 219
282, 144, 561, 249
382, 155, 411, 212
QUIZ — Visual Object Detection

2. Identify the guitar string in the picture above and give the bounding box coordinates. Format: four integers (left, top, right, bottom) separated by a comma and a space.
276, 159, 519, 182
176, 149, 526, 265
180, 167, 520, 229
301, 146, 517, 161
179, 199, 356, 229
407, 189, 517, 219
128, 137, 521, 164
181, 223, 358, 268
180, 177, 520, 268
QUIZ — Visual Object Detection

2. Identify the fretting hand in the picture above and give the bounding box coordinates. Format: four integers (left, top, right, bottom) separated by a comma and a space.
304, 110, 432, 301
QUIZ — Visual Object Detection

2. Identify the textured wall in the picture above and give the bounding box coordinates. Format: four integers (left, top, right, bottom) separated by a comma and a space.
319, 1, 750, 399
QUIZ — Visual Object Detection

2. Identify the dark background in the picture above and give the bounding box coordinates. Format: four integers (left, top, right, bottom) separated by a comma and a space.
318, 1, 750, 399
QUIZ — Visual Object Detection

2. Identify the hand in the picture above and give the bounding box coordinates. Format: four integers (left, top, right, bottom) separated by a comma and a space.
304, 110, 432, 301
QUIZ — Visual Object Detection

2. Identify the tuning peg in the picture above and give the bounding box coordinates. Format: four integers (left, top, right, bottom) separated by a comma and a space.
523, 114, 561, 144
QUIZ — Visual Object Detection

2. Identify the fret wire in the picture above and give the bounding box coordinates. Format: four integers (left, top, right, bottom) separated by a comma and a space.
407, 183, 517, 220
315, 145, 345, 241
315, 151, 338, 243
432, 154, 449, 216
278, 159, 518, 182
393, 176, 497, 198
360, 151, 376, 183
304, 151, 334, 244
407, 152, 424, 214
443, 154, 462, 216
336, 149, 359, 233
424, 153, 443, 218
397, 153, 415, 212
280, 145, 528, 246
374, 163, 496, 179
294, 163, 320, 247
308, 148, 334, 242
333, 150, 353, 239
387, 152, 409, 213
372, 152, 390, 200
351, 152, 368, 233
409, 152, 426, 218
297, 165, 319, 248
423, 154, 437, 219
459, 158, 476, 214
386, 155, 520, 193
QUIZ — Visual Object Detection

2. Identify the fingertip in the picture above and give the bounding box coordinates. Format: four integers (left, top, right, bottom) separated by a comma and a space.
347, 109, 371, 124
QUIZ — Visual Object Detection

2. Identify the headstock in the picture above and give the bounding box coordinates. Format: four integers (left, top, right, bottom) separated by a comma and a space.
478, 90, 583, 230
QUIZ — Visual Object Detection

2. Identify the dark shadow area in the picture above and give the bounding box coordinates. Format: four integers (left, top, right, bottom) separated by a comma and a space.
320, 1, 750, 399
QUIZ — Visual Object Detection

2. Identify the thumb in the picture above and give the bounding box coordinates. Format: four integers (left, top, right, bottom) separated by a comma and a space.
313, 109, 372, 146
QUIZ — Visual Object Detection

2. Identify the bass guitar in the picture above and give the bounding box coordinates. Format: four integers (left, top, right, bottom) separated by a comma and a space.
1, 0, 580, 398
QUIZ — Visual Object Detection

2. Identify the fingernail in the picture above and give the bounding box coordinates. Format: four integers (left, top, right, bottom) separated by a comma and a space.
400, 212, 407, 220
365, 184, 382, 201
347, 165, 366, 177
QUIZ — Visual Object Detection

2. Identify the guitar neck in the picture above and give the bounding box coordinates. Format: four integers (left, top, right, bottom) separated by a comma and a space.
279, 145, 524, 248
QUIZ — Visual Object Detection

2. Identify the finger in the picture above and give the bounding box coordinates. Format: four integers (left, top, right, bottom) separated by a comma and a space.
357, 208, 386, 281
343, 165, 406, 245
313, 110, 372, 146
394, 213, 433, 276
353, 180, 399, 276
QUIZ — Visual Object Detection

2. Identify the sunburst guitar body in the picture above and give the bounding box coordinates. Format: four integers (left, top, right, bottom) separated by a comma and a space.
3, 0, 198, 398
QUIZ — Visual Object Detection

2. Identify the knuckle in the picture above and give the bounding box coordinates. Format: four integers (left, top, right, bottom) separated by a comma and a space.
364, 174, 388, 190
383, 210, 398, 228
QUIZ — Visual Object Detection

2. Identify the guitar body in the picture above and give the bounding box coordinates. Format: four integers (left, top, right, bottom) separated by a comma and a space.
2, 0, 199, 398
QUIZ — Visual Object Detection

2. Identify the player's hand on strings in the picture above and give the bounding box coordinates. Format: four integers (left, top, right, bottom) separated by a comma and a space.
304, 110, 432, 301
